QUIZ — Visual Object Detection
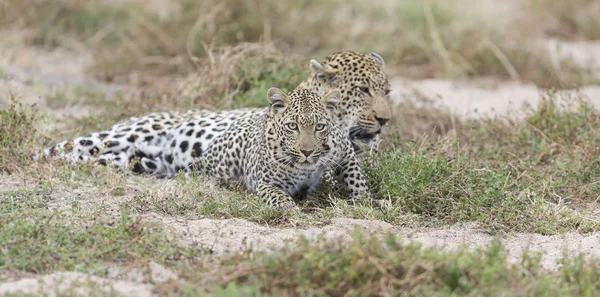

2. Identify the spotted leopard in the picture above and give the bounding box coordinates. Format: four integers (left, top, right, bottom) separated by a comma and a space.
180, 87, 368, 209
35, 51, 392, 171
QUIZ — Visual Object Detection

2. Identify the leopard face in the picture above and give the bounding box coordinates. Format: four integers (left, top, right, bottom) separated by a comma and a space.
265, 88, 341, 169
300, 51, 392, 149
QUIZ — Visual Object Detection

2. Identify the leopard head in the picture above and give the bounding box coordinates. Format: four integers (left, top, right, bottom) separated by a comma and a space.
265, 87, 341, 169
300, 51, 392, 151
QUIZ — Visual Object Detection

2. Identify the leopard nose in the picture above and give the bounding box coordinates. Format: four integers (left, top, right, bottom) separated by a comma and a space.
300, 149, 314, 157
375, 116, 389, 126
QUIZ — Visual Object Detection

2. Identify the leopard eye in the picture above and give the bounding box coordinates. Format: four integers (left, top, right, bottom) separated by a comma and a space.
286, 122, 298, 130
315, 123, 326, 131
358, 86, 370, 94
385, 89, 391, 95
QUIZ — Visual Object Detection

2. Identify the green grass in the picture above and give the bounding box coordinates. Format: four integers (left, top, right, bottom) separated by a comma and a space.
364, 93, 599, 234
364, 142, 596, 234
229, 55, 309, 108
124, 174, 292, 225
0, 188, 201, 275
3, 190, 600, 296
170, 230, 600, 296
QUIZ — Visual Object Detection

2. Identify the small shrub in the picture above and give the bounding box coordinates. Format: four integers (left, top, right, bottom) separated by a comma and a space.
0, 98, 40, 173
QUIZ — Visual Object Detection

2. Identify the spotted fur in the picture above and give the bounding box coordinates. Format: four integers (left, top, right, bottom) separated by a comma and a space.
33, 110, 198, 167
35, 51, 391, 171
146, 88, 368, 208
303, 51, 392, 152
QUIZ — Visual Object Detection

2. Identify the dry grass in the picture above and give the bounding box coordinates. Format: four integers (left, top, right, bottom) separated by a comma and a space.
529, 0, 600, 40
175, 43, 307, 110
0, 94, 41, 174
2, 0, 599, 88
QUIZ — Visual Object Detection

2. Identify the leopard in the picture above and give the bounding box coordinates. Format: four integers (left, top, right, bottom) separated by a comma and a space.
33, 110, 198, 168
177, 87, 368, 209
34, 51, 392, 173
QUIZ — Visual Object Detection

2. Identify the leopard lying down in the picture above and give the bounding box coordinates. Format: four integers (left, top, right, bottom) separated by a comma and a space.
140, 88, 370, 209
36, 51, 392, 171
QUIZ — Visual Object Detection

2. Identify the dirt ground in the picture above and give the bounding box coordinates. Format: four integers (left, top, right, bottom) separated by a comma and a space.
1, 29, 600, 296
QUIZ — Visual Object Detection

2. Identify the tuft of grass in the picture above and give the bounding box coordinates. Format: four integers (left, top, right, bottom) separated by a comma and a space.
363, 142, 594, 234
175, 43, 307, 110
466, 92, 600, 203
171, 230, 600, 296
230, 54, 308, 108
368, 92, 600, 234
0, 96, 41, 173
124, 175, 294, 226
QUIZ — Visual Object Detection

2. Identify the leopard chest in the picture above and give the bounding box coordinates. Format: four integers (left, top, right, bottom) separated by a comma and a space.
270, 164, 328, 200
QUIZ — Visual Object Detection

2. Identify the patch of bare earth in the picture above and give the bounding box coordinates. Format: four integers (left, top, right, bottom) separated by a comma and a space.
391, 76, 600, 120
148, 215, 600, 272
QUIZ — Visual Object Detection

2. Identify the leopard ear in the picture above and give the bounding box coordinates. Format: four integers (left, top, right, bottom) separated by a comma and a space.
321, 90, 340, 112
310, 59, 339, 76
368, 52, 385, 67
309, 59, 324, 74
267, 87, 289, 110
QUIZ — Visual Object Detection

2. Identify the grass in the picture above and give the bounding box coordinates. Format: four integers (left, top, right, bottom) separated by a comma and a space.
175, 43, 308, 110
0, 187, 201, 275
123, 174, 293, 225
169, 230, 600, 296
2, 186, 600, 296
3, 0, 599, 87
364, 141, 597, 234
0, 96, 41, 174
229, 53, 308, 108
3, 188, 600, 296
364, 93, 599, 234
529, 0, 600, 40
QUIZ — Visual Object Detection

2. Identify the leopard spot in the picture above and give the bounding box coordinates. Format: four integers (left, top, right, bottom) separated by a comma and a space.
105, 141, 120, 148
127, 134, 139, 143
152, 124, 163, 131
145, 161, 157, 170
180, 141, 189, 153
79, 139, 94, 147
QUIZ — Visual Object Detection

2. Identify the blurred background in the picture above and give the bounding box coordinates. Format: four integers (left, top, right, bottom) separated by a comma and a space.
1, 0, 599, 141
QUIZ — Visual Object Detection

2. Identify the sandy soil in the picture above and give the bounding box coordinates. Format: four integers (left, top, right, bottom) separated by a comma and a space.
391, 77, 600, 120
149, 215, 600, 272
1, 28, 600, 296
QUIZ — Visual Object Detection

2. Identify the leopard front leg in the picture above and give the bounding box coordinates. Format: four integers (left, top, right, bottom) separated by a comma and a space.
256, 184, 298, 210
339, 154, 371, 201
